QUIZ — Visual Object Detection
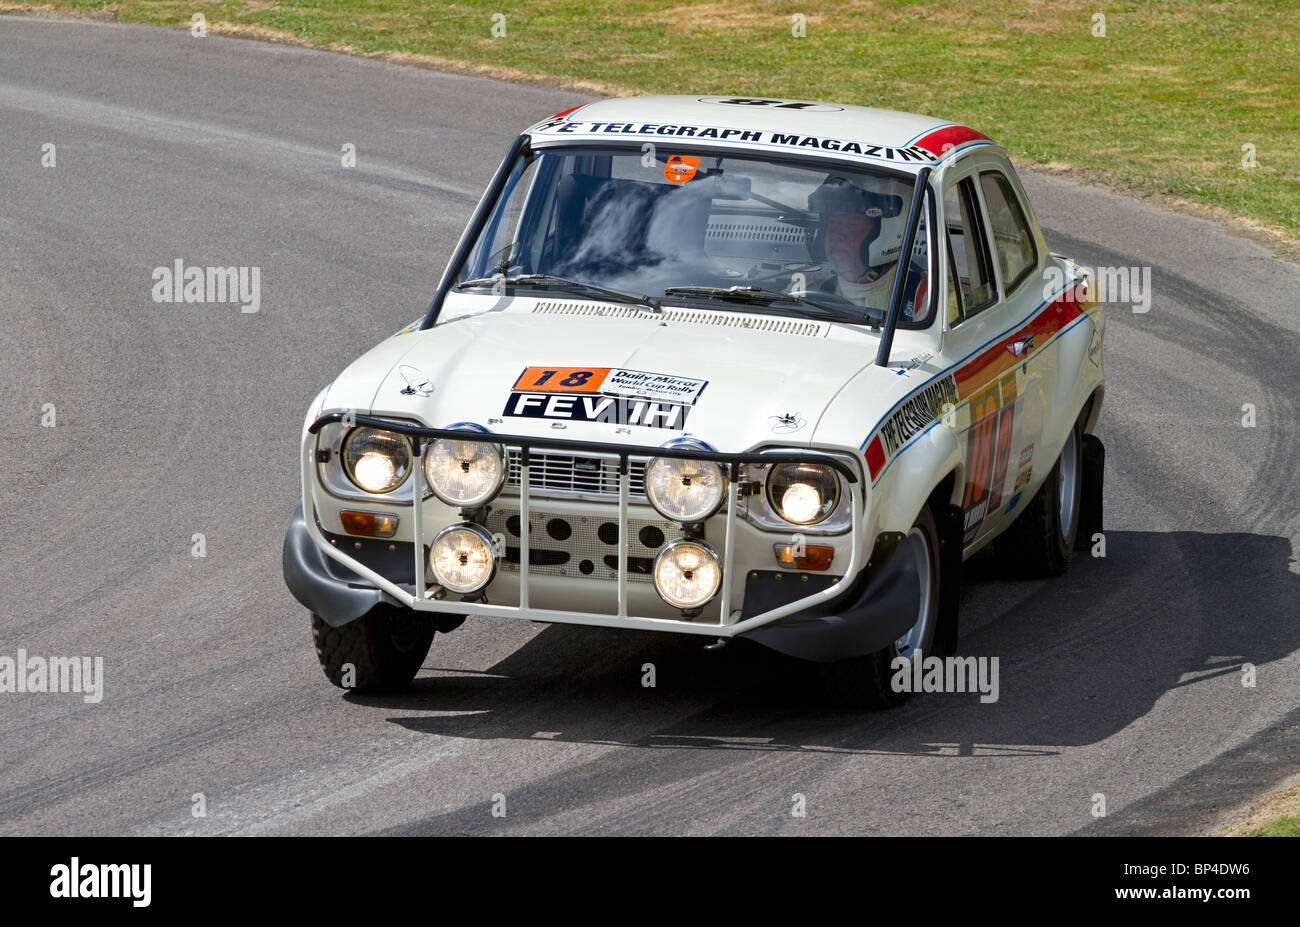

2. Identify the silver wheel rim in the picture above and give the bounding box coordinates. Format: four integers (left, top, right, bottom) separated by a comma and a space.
1058, 430, 1078, 541
895, 526, 934, 658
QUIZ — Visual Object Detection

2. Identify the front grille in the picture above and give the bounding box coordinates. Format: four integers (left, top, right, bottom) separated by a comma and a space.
505, 451, 647, 499
484, 508, 680, 583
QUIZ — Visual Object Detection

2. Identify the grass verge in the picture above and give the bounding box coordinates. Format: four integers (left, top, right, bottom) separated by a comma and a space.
1219, 778, 1300, 837
1246, 815, 1300, 837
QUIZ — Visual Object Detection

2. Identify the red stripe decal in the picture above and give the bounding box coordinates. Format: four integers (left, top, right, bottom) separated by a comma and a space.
864, 283, 1091, 481
954, 293, 1085, 399
864, 435, 886, 480
912, 125, 991, 157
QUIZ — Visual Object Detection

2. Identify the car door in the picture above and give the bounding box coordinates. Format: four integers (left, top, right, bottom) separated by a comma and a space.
936, 155, 1050, 552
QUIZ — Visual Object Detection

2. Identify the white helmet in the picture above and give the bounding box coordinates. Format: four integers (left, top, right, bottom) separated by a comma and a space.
808, 174, 913, 269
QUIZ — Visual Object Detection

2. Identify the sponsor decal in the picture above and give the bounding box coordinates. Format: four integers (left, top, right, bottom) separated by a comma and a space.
877, 374, 958, 458
892, 350, 934, 379
961, 372, 1018, 544
505, 367, 706, 430
1018, 443, 1034, 470
1014, 464, 1033, 492
983, 371, 1018, 514
1004, 491, 1023, 515
769, 411, 806, 434
532, 120, 944, 163
696, 97, 844, 112
664, 154, 700, 183
397, 365, 433, 397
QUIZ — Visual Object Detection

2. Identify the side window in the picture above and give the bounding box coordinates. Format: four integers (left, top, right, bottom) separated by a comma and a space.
942, 178, 997, 321
461, 154, 536, 280
979, 172, 1038, 293
945, 246, 961, 326
897, 194, 934, 327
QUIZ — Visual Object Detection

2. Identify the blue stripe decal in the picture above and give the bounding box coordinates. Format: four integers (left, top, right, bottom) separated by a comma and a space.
869, 307, 1094, 485
933, 140, 997, 162
903, 122, 954, 146
860, 279, 1080, 451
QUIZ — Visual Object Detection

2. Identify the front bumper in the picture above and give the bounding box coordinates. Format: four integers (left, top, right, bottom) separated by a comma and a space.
285, 414, 920, 661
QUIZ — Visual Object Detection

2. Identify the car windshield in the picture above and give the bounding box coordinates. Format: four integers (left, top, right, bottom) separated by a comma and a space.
453, 146, 934, 327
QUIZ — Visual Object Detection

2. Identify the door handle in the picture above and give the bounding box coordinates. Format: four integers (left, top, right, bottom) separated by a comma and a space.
1009, 334, 1034, 357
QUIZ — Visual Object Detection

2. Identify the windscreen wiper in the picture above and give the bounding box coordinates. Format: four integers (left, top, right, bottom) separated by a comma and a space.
454, 274, 661, 313
662, 285, 879, 326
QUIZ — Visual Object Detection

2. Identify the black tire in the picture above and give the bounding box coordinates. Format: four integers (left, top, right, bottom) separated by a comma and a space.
996, 419, 1082, 578
819, 505, 941, 709
311, 607, 434, 693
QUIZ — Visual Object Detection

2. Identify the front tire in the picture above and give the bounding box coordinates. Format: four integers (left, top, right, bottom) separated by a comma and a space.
311, 607, 434, 693
819, 505, 941, 709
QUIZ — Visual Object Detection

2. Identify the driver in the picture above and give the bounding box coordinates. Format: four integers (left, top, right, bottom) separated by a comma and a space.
808, 174, 926, 319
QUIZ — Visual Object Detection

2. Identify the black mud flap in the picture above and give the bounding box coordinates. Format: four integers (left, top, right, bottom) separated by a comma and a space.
932, 503, 963, 657
284, 500, 431, 628
739, 532, 921, 663
1075, 434, 1105, 552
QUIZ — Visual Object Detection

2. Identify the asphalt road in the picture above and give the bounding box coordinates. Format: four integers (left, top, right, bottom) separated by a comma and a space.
1, 15, 1297, 836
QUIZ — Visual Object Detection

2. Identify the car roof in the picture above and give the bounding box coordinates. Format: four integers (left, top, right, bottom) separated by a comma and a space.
526, 95, 999, 173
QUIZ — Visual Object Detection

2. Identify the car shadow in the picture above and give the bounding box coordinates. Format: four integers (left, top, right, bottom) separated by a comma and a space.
347, 530, 1298, 758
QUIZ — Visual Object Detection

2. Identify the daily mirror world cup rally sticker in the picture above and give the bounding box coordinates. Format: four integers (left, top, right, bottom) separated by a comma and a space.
504, 367, 708, 431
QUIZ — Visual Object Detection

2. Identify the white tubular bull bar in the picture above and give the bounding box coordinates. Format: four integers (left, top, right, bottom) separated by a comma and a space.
302, 414, 863, 638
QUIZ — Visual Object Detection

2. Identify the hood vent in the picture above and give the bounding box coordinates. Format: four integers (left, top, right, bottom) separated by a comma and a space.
532, 301, 828, 338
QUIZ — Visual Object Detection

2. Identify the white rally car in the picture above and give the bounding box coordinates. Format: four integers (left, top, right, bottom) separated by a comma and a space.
284, 96, 1105, 706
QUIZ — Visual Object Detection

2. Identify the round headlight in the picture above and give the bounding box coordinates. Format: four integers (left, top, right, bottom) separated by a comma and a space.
429, 523, 497, 594
653, 539, 722, 610
423, 437, 506, 507
342, 427, 413, 494
644, 452, 726, 523
766, 462, 840, 525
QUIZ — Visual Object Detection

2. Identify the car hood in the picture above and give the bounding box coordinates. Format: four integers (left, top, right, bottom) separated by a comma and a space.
319, 302, 907, 452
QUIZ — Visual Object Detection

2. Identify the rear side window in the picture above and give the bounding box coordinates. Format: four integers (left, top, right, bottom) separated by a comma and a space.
945, 248, 961, 326
979, 172, 1038, 293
